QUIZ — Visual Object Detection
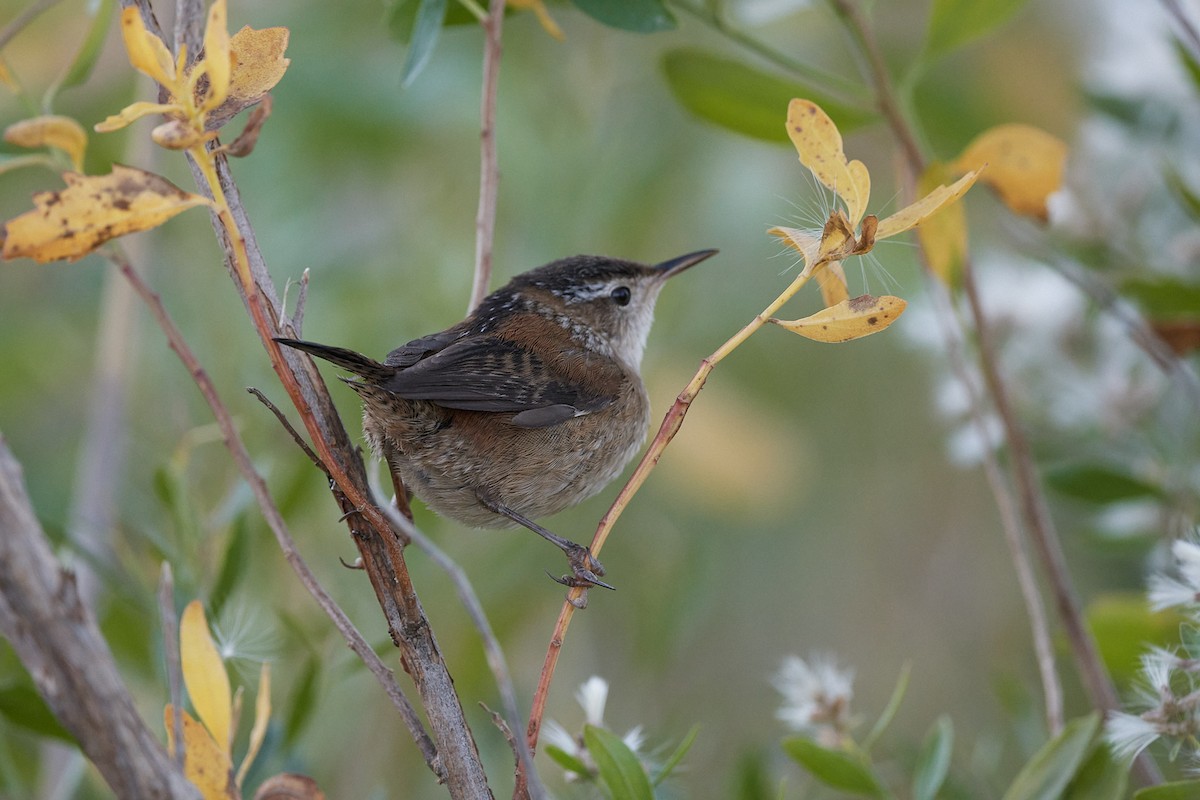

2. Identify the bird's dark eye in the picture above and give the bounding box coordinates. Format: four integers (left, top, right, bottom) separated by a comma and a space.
610, 286, 632, 306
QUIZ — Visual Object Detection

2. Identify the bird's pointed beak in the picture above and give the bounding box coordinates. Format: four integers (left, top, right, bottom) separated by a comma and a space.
654, 248, 718, 279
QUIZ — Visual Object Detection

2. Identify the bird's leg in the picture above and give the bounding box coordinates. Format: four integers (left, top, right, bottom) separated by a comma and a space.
477, 495, 613, 591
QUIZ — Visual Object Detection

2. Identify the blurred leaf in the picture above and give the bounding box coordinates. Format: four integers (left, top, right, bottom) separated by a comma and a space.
1, 166, 211, 264
863, 661, 911, 751
770, 294, 907, 343
235, 663, 271, 787
915, 161, 968, 288
1172, 38, 1200, 95
164, 705, 236, 800
400, 0, 448, 88
1088, 594, 1182, 686
181, 600, 232, 753
653, 724, 700, 785
913, 716, 954, 800
4, 116, 88, 172
1062, 742, 1127, 800
210, 516, 251, 621
662, 50, 873, 143
1135, 781, 1200, 800
0, 685, 75, 743
924, 0, 1032, 63
48, 0, 115, 104
584, 725, 654, 800
1166, 170, 1200, 221
1120, 277, 1200, 319
782, 737, 885, 797
1044, 463, 1162, 504
949, 124, 1066, 222
1001, 713, 1099, 800
1180, 623, 1200, 660
545, 744, 591, 776
733, 750, 773, 800
571, 0, 675, 32
284, 656, 319, 746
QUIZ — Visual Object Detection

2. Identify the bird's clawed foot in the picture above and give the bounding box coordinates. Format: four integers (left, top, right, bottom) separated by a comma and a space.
550, 543, 613, 597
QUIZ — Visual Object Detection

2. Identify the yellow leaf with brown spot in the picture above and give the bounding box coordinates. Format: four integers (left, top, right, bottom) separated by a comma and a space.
814, 261, 849, 307
4, 116, 88, 171
786, 99, 871, 226
119, 6, 177, 89
181, 600, 232, 753
164, 706, 237, 800
1, 166, 211, 263
914, 161, 969, 287
206, 26, 290, 129
875, 169, 981, 240
770, 294, 907, 342
199, 0, 231, 111
951, 124, 1067, 222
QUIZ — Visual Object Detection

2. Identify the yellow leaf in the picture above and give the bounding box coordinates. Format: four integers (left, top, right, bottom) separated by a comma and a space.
205, 26, 290, 129
814, 261, 849, 307
4, 116, 88, 171
509, 0, 565, 40
119, 6, 177, 89
164, 706, 237, 800
786, 98, 871, 227
199, 0, 231, 112
914, 161, 969, 287
769, 225, 820, 269
94, 101, 181, 133
0, 56, 16, 92
951, 123, 1067, 222
181, 600, 233, 754
236, 663, 271, 788
875, 169, 981, 241
770, 294, 907, 343
1, 166, 212, 263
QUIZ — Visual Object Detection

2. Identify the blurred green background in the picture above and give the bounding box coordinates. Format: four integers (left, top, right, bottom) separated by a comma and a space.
1, 0, 1196, 797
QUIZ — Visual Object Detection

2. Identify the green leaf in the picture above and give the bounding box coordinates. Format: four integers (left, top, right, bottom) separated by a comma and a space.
1001, 713, 1099, 800
283, 656, 320, 746
1172, 37, 1200, 96
584, 725, 654, 800
1120, 277, 1200, 320
544, 743, 591, 777
924, 0, 1032, 63
46, 0, 116, 107
913, 716, 954, 800
662, 49, 873, 143
400, 0, 448, 88
209, 515, 251, 621
1044, 463, 1162, 505
1166, 170, 1200, 222
653, 724, 700, 785
782, 737, 885, 798
0, 685, 75, 743
1135, 780, 1200, 800
1063, 742, 1127, 800
863, 661, 911, 751
571, 0, 675, 32
1087, 594, 1181, 686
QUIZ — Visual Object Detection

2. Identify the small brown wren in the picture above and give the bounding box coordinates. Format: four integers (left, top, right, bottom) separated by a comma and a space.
277, 249, 716, 589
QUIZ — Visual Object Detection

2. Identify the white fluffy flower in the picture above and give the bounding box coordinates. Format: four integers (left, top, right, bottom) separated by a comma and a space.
1105, 712, 1161, 761
774, 654, 855, 746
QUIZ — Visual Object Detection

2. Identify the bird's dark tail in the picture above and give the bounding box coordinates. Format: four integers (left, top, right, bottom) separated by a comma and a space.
274, 338, 395, 382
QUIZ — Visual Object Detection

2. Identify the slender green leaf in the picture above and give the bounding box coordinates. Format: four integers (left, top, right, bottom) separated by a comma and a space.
924, 0, 1032, 63
1121, 277, 1200, 319
584, 725, 654, 800
544, 744, 591, 777
1044, 463, 1162, 505
1166, 170, 1200, 221
46, 0, 116, 106
662, 49, 873, 143
400, 0, 448, 88
734, 750, 773, 800
1172, 37, 1200, 96
1135, 780, 1200, 800
0, 685, 75, 743
209, 515, 251, 621
653, 724, 700, 785
571, 0, 675, 32
1063, 742, 1127, 800
913, 716, 954, 800
1001, 713, 1099, 800
283, 657, 319, 746
863, 661, 911, 751
782, 737, 885, 798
